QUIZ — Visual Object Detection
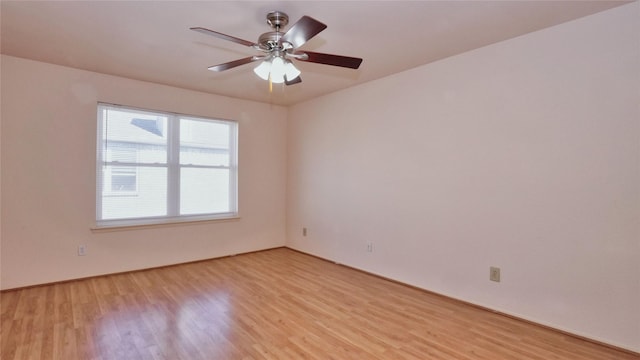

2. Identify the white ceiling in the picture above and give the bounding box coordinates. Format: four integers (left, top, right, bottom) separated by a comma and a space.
1, 1, 630, 106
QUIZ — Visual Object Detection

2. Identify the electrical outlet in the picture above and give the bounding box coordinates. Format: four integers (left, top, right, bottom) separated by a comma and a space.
490, 266, 500, 282
78, 245, 87, 256
366, 242, 373, 253
303, 227, 307, 236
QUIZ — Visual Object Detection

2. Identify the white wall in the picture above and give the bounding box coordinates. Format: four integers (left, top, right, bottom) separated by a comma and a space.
287, 3, 639, 352
0, 55, 288, 290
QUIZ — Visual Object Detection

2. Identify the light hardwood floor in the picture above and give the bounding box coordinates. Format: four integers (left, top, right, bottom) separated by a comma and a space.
1, 248, 637, 360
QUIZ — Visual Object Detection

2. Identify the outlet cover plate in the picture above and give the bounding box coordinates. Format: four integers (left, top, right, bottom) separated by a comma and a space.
490, 266, 500, 282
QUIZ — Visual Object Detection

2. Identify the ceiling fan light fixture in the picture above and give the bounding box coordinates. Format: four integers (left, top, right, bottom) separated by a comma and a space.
254, 56, 300, 84
253, 56, 300, 84
253, 57, 300, 84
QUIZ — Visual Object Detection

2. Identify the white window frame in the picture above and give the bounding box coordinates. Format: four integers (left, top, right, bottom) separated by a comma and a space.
96, 103, 238, 228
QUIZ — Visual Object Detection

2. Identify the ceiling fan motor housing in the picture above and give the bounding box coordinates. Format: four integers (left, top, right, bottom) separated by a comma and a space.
260, 12, 292, 51
258, 32, 286, 51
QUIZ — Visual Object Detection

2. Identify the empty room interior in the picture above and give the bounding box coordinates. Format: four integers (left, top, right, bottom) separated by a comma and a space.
1, 1, 639, 359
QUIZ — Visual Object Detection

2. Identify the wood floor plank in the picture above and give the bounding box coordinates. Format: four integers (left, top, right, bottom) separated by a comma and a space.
1, 248, 637, 359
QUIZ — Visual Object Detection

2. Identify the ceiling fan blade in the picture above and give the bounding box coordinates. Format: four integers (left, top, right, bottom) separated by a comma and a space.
285, 75, 302, 86
208, 56, 264, 72
294, 51, 363, 69
281, 16, 327, 49
191, 27, 257, 48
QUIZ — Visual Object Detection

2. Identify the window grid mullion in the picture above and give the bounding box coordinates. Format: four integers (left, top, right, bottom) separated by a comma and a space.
96, 108, 106, 221
103, 162, 167, 167
167, 115, 180, 217
229, 123, 238, 212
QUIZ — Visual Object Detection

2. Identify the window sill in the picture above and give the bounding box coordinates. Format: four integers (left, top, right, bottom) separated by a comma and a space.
91, 215, 241, 232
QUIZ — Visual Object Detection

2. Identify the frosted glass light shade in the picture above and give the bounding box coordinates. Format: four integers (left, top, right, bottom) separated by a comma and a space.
253, 57, 301, 83
284, 61, 301, 81
270, 57, 286, 83
253, 60, 271, 80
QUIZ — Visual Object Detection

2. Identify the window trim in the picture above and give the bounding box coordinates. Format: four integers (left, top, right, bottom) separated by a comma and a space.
91, 213, 241, 232
95, 102, 238, 229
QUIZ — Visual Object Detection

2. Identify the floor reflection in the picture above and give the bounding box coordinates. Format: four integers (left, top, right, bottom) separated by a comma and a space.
93, 288, 233, 359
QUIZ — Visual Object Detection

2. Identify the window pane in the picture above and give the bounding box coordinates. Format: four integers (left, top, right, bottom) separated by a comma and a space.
111, 167, 137, 192
180, 168, 230, 215
103, 109, 167, 164
106, 149, 138, 192
180, 119, 230, 166
101, 166, 167, 219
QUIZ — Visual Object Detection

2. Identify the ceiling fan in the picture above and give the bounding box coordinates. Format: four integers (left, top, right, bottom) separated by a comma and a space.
191, 11, 363, 86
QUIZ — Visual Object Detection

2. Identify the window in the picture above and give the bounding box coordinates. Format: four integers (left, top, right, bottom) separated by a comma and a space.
96, 103, 238, 227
